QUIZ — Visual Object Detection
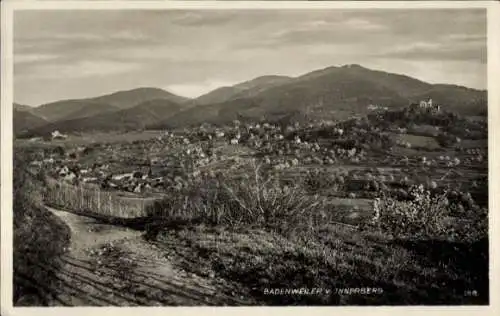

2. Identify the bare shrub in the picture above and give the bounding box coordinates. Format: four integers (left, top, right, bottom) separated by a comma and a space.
148, 161, 327, 233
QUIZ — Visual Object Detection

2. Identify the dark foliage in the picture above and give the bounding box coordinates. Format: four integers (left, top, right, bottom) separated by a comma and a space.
13, 151, 71, 306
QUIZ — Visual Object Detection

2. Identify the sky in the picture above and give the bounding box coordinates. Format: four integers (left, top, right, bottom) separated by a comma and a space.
13, 9, 487, 106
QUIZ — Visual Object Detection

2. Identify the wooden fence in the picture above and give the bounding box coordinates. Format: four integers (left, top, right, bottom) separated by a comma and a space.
43, 179, 154, 218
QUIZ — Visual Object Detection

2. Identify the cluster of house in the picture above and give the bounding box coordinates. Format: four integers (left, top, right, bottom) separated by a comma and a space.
102, 169, 164, 193
211, 120, 373, 168
55, 163, 109, 185
366, 99, 442, 115
53, 162, 170, 193
41, 120, 354, 192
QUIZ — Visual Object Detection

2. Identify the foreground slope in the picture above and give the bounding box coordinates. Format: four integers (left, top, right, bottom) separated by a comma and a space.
27, 206, 244, 306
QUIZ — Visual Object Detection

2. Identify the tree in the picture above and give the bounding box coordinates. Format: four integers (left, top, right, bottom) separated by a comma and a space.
53, 146, 65, 157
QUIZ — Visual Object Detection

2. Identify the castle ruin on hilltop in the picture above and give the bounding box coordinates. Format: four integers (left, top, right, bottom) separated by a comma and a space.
410, 98, 441, 114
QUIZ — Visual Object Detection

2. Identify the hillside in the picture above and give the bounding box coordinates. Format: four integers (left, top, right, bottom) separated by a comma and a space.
157, 64, 487, 128
32, 100, 118, 122
31, 88, 189, 122
192, 75, 292, 106
14, 103, 33, 112
19, 64, 487, 135
59, 103, 120, 121
25, 99, 184, 135
157, 65, 410, 127
14, 110, 48, 135
89, 87, 190, 109
193, 86, 244, 106
232, 75, 293, 92
321, 64, 434, 97
409, 84, 487, 116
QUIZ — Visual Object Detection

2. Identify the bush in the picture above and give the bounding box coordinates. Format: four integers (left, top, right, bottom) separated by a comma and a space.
371, 185, 487, 242
52, 146, 65, 157
146, 162, 328, 234
303, 169, 344, 192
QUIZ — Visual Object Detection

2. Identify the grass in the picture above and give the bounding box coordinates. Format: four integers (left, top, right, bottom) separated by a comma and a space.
43, 178, 149, 218
396, 134, 441, 150
458, 139, 488, 149
143, 162, 488, 305
16, 130, 166, 146
153, 224, 488, 305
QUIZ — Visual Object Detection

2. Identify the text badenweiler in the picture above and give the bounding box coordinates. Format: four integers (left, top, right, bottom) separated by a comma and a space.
263, 287, 384, 296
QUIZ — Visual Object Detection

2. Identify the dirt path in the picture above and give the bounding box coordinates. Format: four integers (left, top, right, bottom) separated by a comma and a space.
42, 206, 244, 306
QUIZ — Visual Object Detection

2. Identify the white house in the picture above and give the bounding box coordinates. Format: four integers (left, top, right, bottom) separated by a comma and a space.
51, 130, 67, 140
112, 173, 133, 181
43, 158, 55, 164
58, 166, 70, 177
63, 172, 77, 183
30, 160, 43, 167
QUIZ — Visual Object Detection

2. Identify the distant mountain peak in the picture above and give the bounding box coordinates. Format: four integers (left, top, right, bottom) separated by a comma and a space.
107, 87, 175, 95
90, 87, 190, 106
342, 64, 364, 69
29, 86, 189, 123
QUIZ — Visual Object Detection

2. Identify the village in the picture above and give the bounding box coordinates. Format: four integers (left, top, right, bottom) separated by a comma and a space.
26, 100, 487, 213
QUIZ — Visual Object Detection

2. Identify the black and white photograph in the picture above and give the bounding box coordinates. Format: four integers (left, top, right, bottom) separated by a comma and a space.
1, 0, 498, 312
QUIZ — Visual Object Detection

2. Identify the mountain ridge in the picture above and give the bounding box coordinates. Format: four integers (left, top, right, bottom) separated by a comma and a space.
23, 98, 185, 136
156, 64, 486, 128
17, 64, 487, 136
192, 75, 293, 106
30, 87, 190, 123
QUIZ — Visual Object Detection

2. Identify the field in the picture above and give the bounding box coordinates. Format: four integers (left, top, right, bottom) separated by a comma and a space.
14, 107, 489, 305
16, 130, 167, 148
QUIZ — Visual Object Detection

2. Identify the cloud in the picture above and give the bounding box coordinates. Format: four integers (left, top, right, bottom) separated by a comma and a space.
12, 9, 487, 106
446, 33, 487, 42
261, 16, 388, 48
363, 58, 486, 90
344, 18, 386, 30
21, 60, 141, 80
15, 30, 154, 54
165, 79, 238, 98
169, 11, 234, 27
376, 37, 486, 64
14, 53, 59, 64
303, 20, 329, 28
